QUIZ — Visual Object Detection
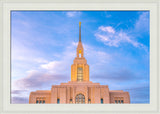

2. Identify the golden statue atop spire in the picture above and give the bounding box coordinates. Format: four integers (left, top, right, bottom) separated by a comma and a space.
79, 22, 81, 26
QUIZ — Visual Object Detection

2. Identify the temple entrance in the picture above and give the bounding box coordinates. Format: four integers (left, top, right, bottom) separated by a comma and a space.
75, 93, 85, 104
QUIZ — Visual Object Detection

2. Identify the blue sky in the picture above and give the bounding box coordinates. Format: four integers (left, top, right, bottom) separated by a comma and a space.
11, 11, 150, 104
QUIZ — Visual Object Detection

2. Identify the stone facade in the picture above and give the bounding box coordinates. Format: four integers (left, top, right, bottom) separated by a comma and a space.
29, 22, 130, 104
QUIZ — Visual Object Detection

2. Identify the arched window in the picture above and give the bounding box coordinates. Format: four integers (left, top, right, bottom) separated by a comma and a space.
77, 67, 83, 81
75, 93, 85, 104
79, 50, 81, 58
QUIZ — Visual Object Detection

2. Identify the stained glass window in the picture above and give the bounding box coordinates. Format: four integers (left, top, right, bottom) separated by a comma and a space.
75, 94, 85, 104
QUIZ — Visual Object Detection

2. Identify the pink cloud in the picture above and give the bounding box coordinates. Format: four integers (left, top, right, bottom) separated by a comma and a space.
11, 97, 29, 104
14, 70, 68, 89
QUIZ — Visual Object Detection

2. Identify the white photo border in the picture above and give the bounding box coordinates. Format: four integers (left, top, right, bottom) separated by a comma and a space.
0, 0, 159, 114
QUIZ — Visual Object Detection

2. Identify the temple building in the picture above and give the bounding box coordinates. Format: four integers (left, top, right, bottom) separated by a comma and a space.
29, 22, 130, 104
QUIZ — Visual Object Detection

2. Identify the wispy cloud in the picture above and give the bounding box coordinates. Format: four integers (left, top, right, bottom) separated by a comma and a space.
104, 11, 112, 18
66, 11, 81, 17
11, 97, 29, 104
106, 14, 112, 18
41, 61, 63, 71
11, 90, 28, 95
95, 27, 143, 47
92, 68, 145, 83
14, 70, 67, 89
99, 26, 115, 34
95, 12, 149, 49
135, 12, 149, 33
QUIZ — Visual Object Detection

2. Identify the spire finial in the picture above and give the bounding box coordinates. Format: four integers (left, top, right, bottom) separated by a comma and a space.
79, 22, 81, 26
79, 22, 81, 42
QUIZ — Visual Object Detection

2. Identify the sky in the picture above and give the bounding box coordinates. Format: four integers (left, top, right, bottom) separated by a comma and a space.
11, 11, 150, 104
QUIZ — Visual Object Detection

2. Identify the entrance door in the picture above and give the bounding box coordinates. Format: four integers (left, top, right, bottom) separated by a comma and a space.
75, 93, 85, 104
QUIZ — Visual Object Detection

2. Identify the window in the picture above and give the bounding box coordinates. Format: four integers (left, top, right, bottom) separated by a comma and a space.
57, 98, 60, 104
77, 67, 83, 81
39, 100, 42, 104
36, 97, 46, 104
101, 98, 103, 104
79, 50, 81, 58
36, 100, 39, 104
70, 99, 72, 104
118, 100, 120, 104
114, 97, 124, 104
75, 93, 85, 104
88, 99, 91, 104
43, 100, 45, 104
115, 100, 117, 103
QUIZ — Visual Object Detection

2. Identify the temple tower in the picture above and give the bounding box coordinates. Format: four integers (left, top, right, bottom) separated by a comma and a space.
71, 22, 89, 82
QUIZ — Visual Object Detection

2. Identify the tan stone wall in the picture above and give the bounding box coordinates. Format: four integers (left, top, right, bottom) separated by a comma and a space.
109, 91, 130, 103
29, 82, 130, 104
94, 87, 100, 103
71, 64, 76, 81
89, 85, 109, 104
84, 64, 89, 81
60, 87, 67, 103
49, 82, 111, 104
74, 58, 87, 64
29, 90, 51, 104
51, 87, 57, 103
51, 86, 67, 104
100, 86, 110, 103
